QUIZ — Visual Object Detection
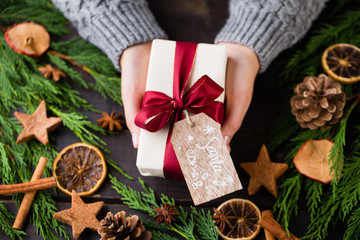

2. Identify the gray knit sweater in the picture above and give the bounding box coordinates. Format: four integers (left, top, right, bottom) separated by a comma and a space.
52, 0, 327, 72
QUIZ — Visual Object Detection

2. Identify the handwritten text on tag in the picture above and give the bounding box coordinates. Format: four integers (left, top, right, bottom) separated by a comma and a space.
171, 113, 242, 205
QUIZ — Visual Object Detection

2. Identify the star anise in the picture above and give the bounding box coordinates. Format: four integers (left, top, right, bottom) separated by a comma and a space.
212, 207, 236, 232
96, 111, 125, 131
154, 203, 180, 226
38, 64, 66, 82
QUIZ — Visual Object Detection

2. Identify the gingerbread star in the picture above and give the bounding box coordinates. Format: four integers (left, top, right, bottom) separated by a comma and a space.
240, 145, 288, 197
53, 190, 104, 239
14, 100, 62, 145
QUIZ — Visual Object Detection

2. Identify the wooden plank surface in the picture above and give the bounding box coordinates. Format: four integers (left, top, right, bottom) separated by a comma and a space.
0, 0, 346, 239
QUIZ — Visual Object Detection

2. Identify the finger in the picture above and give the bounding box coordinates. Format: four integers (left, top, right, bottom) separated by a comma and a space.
218, 43, 259, 150
122, 86, 143, 148
120, 43, 151, 148
221, 85, 253, 144
224, 136, 231, 152
121, 63, 146, 133
221, 59, 253, 139
121, 72, 144, 148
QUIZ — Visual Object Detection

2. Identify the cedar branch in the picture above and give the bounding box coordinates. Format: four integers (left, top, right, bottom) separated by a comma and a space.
48, 50, 90, 73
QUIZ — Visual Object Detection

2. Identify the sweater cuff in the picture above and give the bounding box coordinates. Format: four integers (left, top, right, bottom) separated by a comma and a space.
215, 1, 325, 72
53, 1, 167, 70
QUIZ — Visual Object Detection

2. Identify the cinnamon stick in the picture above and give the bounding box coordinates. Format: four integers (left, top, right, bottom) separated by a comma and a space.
13, 157, 48, 229
0, 176, 56, 195
262, 210, 275, 240
259, 211, 299, 240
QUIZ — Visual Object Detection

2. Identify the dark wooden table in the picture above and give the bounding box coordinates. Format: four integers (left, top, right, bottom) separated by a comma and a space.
0, 0, 345, 239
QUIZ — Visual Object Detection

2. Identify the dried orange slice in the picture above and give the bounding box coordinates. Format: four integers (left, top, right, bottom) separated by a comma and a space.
322, 43, 360, 84
53, 143, 107, 196
213, 199, 261, 240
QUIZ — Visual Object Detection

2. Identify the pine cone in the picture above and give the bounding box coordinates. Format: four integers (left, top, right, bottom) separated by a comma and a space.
98, 211, 151, 240
290, 74, 346, 130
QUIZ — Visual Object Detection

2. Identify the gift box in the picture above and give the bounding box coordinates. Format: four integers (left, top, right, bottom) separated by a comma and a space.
136, 39, 227, 180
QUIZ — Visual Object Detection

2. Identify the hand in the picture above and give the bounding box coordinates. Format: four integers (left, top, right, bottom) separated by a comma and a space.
120, 41, 152, 148
120, 41, 259, 150
217, 42, 260, 151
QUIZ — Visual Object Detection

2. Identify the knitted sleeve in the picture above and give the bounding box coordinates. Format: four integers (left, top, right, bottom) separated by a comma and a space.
215, 0, 328, 72
51, 0, 167, 70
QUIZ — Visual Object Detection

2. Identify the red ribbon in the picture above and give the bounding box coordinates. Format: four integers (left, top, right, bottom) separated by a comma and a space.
135, 41, 224, 180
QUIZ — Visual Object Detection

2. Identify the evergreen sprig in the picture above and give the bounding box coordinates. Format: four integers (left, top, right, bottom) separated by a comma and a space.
47, 53, 88, 89
0, 0, 68, 37
303, 136, 360, 239
328, 102, 356, 187
110, 175, 218, 240
344, 204, 360, 240
0, 0, 129, 239
0, 203, 25, 239
151, 231, 179, 240
273, 172, 302, 231
191, 207, 219, 240
28, 191, 70, 240
269, 0, 360, 238
51, 37, 118, 77
305, 180, 323, 221
279, 3, 360, 86
50, 38, 122, 104
174, 206, 196, 239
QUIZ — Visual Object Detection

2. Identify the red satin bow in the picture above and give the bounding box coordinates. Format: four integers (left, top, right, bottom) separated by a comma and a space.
135, 75, 224, 132
135, 41, 224, 180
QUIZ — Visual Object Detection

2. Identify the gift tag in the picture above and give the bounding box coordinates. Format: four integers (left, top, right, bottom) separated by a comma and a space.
171, 112, 242, 205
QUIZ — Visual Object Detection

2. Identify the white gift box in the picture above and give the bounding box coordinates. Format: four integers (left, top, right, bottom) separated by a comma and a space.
136, 39, 227, 178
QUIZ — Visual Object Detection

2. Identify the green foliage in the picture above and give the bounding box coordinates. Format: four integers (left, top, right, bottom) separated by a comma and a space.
329, 103, 356, 187
303, 143, 360, 239
110, 176, 218, 240
0, 203, 25, 239
48, 106, 108, 151
111, 176, 160, 216
151, 231, 179, 240
0, 0, 129, 239
0, 104, 69, 240
279, 4, 360, 86
105, 156, 133, 180
0, 0, 69, 37
51, 38, 122, 105
87, 71, 122, 105
266, 106, 300, 152
173, 206, 196, 239
273, 173, 302, 231
29, 191, 70, 240
305, 180, 323, 221
51, 38, 118, 76
191, 207, 219, 240
269, 0, 360, 239
344, 205, 360, 240
47, 53, 88, 89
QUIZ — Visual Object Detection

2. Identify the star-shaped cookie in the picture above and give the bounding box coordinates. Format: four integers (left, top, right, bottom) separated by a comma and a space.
14, 100, 62, 145
53, 190, 104, 239
240, 145, 288, 197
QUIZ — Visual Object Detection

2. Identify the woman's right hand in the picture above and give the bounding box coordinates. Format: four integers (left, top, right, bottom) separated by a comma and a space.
120, 41, 152, 148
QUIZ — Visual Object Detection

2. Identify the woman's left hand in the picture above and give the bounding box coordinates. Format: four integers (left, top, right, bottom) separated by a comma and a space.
217, 42, 260, 151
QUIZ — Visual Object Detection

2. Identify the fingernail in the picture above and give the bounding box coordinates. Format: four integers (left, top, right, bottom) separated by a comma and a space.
132, 133, 138, 148
224, 136, 230, 145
